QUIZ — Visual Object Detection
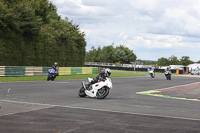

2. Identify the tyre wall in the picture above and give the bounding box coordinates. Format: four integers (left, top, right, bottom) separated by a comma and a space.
0, 66, 98, 77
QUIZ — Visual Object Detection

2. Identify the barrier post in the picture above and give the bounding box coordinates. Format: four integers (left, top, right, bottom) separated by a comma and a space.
176, 70, 179, 74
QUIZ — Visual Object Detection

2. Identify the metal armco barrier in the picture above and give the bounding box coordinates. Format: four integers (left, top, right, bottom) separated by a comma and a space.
0, 66, 98, 77
84, 65, 184, 74
4, 66, 26, 76
0, 66, 5, 76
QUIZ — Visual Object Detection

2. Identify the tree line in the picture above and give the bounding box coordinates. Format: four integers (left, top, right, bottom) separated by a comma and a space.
157, 55, 195, 66
85, 44, 137, 64
135, 55, 199, 66
85, 44, 199, 66
0, 0, 86, 67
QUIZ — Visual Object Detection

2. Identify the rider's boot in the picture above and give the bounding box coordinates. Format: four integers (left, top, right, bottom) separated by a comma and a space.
82, 82, 91, 90
82, 81, 93, 90
85, 82, 91, 90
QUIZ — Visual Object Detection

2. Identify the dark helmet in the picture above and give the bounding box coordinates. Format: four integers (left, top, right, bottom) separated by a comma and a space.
105, 68, 111, 76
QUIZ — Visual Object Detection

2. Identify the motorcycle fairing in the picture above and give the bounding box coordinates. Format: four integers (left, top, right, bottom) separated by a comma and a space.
49, 69, 55, 74
85, 81, 108, 97
165, 71, 171, 74
88, 78, 94, 82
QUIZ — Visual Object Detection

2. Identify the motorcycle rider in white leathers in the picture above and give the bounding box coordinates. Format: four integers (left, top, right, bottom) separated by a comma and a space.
149, 66, 154, 72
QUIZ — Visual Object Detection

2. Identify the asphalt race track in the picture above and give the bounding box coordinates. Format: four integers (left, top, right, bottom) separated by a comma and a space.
0, 74, 200, 133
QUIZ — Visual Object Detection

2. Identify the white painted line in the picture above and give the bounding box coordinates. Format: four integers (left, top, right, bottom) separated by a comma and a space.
1, 99, 200, 122
136, 91, 200, 102
137, 82, 200, 94
7, 88, 11, 93
136, 82, 200, 102
0, 99, 56, 107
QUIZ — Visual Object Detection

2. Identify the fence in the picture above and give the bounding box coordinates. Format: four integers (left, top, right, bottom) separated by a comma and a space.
0, 66, 98, 77
84, 65, 184, 74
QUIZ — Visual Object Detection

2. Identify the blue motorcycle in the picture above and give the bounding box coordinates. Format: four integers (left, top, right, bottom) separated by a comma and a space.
47, 68, 56, 81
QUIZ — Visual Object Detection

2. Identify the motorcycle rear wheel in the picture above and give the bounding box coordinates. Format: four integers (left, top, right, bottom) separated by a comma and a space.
165, 74, 169, 80
47, 76, 50, 81
96, 87, 109, 99
78, 87, 86, 97
169, 75, 171, 80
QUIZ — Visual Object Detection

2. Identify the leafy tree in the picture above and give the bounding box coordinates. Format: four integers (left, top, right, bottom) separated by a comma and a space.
85, 45, 137, 64
85, 47, 97, 62
168, 55, 180, 65
116, 45, 136, 63
158, 55, 194, 66
30, 0, 60, 24
101, 45, 115, 63
157, 57, 169, 66
0, 0, 86, 66
95, 47, 103, 62
113, 48, 127, 63
180, 56, 193, 66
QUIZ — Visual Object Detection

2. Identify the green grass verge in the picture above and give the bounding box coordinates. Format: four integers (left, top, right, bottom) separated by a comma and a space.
0, 72, 145, 82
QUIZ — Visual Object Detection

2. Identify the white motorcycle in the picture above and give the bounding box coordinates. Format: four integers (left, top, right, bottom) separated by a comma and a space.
78, 77, 113, 99
149, 69, 155, 78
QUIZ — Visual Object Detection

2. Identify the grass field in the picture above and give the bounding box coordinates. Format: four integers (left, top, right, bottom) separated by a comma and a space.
0, 72, 145, 82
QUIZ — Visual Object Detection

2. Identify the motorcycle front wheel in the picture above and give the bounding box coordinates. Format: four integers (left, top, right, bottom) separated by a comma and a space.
150, 73, 155, 78
169, 75, 171, 80
78, 87, 86, 97
96, 87, 109, 99
51, 76, 56, 81
165, 74, 169, 80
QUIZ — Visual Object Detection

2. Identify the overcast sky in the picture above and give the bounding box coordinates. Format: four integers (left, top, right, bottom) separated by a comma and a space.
49, 0, 200, 62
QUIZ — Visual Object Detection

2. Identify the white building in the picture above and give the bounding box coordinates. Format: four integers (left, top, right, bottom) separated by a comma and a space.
169, 65, 184, 70
187, 63, 200, 72
160, 65, 184, 70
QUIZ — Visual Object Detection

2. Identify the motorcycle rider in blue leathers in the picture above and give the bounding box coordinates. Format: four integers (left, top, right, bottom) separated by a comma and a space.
52, 62, 59, 76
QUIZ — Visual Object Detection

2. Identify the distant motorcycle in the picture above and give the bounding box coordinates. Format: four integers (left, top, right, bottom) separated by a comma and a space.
165, 70, 171, 80
149, 69, 155, 78
47, 68, 56, 81
79, 77, 113, 99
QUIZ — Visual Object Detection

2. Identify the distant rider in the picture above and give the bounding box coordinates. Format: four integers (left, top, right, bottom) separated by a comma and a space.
83, 68, 111, 90
166, 66, 171, 72
52, 62, 59, 76
149, 66, 154, 72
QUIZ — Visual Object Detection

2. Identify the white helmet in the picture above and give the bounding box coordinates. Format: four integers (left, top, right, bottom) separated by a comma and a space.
54, 62, 58, 66
105, 68, 111, 76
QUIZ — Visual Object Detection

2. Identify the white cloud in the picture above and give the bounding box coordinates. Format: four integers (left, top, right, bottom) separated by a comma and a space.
49, 0, 200, 61
126, 34, 190, 50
